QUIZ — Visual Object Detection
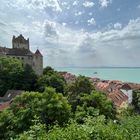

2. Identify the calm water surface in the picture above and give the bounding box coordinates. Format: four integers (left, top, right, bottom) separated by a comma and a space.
55, 67, 140, 83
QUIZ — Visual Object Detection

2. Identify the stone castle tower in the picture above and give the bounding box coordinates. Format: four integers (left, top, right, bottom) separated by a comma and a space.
12, 34, 29, 50
0, 34, 43, 75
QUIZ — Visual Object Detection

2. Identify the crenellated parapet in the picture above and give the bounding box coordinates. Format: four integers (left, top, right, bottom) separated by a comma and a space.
12, 34, 29, 50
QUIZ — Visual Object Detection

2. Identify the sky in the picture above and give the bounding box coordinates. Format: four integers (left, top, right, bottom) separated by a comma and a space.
0, 0, 140, 67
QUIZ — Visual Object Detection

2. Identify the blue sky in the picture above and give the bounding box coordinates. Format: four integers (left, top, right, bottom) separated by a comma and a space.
0, 0, 140, 67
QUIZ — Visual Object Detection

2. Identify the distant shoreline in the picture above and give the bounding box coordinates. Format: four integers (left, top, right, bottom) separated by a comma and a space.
54, 67, 140, 69
55, 67, 140, 84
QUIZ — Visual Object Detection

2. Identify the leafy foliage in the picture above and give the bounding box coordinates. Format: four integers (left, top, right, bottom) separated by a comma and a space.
43, 66, 55, 75
0, 88, 71, 139
66, 76, 93, 112
133, 90, 140, 112
75, 91, 116, 122
0, 57, 37, 96
15, 115, 140, 140
0, 57, 23, 96
37, 67, 66, 93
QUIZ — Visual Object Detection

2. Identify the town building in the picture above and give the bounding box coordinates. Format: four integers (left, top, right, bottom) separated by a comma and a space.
0, 90, 24, 111
0, 34, 43, 75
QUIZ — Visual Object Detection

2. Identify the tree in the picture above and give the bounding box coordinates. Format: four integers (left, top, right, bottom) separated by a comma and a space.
21, 64, 37, 91
43, 66, 55, 75
0, 110, 15, 139
132, 90, 140, 112
0, 57, 23, 96
10, 87, 71, 127
65, 76, 94, 112
73, 75, 93, 94
0, 87, 71, 139
40, 87, 71, 125
0, 57, 37, 96
75, 91, 116, 121
14, 119, 47, 140
16, 115, 140, 140
37, 70, 66, 93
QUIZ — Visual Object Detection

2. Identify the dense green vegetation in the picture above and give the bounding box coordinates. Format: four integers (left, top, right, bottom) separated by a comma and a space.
132, 90, 140, 112
0, 57, 140, 140
15, 115, 140, 140
0, 57, 37, 96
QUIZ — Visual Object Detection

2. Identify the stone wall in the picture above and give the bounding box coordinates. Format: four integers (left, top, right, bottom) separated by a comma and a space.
33, 55, 43, 75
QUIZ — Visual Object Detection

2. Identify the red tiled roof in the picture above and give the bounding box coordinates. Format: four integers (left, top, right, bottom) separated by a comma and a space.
107, 91, 128, 107
60, 72, 76, 83
96, 81, 109, 91
0, 102, 10, 111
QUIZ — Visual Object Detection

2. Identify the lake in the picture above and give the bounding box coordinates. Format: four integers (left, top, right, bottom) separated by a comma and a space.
55, 67, 140, 83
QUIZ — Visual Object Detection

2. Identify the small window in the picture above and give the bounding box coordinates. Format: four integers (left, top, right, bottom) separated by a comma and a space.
8, 94, 11, 98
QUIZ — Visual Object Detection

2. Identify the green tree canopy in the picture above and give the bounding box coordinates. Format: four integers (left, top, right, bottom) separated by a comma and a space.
132, 90, 140, 112
0, 87, 71, 139
43, 66, 55, 75
0, 57, 37, 96
75, 91, 116, 122
65, 76, 94, 112
15, 115, 140, 140
0, 57, 23, 96
37, 67, 66, 93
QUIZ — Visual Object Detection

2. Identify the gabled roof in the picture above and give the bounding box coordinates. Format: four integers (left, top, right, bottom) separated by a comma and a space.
0, 47, 33, 56
0, 47, 9, 55
7, 48, 33, 56
107, 91, 128, 107
0, 90, 24, 102
35, 49, 42, 56
120, 84, 132, 90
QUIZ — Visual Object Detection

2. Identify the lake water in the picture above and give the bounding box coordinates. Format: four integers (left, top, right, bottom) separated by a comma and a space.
55, 67, 140, 83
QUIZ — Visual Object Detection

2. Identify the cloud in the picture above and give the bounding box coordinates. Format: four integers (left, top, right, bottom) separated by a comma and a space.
88, 12, 93, 16
114, 23, 122, 30
44, 20, 57, 37
73, 1, 79, 6
62, 22, 67, 26
1, 17, 140, 67
87, 18, 96, 25
83, 1, 95, 8
75, 11, 84, 16
12, 0, 62, 12
99, 0, 112, 8
0, 21, 7, 27
42, 18, 140, 67
61, 2, 67, 6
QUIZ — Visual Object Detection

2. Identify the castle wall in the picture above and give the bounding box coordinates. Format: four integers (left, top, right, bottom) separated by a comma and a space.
6, 55, 33, 67
13, 42, 29, 50
1, 52, 43, 75
33, 55, 43, 75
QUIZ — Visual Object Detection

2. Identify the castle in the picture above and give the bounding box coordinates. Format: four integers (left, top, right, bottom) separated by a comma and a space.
0, 34, 43, 75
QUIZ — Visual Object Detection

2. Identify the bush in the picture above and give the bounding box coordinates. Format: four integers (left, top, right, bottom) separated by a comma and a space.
0, 88, 71, 139
37, 67, 66, 93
